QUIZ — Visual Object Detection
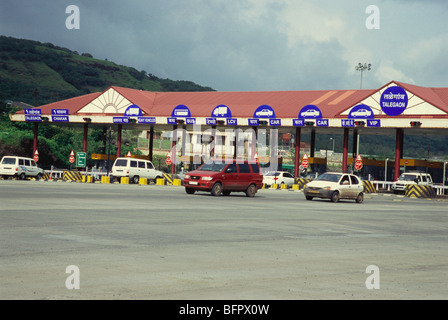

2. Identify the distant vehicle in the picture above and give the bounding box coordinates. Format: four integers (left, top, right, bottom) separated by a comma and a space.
391, 172, 433, 194
300, 109, 320, 117
183, 160, 263, 197
263, 171, 295, 187
0, 156, 44, 180
111, 157, 163, 184
255, 109, 274, 117
351, 109, 372, 117
303, 172, 364, 203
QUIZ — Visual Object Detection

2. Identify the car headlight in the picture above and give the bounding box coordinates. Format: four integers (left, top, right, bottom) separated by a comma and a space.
185, 175, 190, 179
201, 176, 213, 181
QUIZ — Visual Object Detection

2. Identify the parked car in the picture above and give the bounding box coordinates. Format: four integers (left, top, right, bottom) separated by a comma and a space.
263, 171, 295, 187
0, 155, 44, 180
391, 172, 433, 194
303, 172, 364, 203
183, 160, 263, 197
111, 157, 163, 184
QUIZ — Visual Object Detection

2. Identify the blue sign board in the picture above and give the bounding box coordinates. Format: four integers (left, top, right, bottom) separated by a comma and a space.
52, 115, 69, 122
348, 104, 375, 119
52, 109, 68, 115
298, 105, 322, 119
367, 119, 381, 127
138, 117, 156, 124
226, 118, 237, 125
167, 118, 177, 125
341, 119, 354, 127
253, 105, 276, 118
380, 86, 408, 116
186, 118, 196, 125
293, 119, 305, 127
206, 118, 217, 125
113, 117, 130, 124
171, 105, 191, 118
269, 119, 281, 126
211, 105, 232, 118
248, 119, 259, 126
25, 109, 41, 115
124, 104, 143, 117
316, 119, 329, 127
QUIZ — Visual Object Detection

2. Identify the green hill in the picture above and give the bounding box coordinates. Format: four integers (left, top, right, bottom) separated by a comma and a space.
0, 35, 214, 106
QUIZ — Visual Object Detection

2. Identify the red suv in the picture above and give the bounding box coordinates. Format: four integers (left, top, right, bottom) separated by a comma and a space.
184, 160, 263, 197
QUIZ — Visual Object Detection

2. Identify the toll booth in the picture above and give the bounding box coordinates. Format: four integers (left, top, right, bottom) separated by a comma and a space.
308, 157, 327, 175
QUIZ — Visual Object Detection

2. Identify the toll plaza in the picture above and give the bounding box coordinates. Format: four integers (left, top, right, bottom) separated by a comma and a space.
9, 80, 448, 186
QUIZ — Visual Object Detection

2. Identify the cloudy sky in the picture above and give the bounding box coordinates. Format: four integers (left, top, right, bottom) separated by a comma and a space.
1, 0, 447, 92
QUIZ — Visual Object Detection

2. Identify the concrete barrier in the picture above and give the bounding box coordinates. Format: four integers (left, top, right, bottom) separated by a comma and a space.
63, 171, 82, 182
405, 185, 436, 198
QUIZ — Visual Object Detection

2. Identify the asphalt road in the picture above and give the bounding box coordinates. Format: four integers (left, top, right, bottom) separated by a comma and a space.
0, 180, 447, 300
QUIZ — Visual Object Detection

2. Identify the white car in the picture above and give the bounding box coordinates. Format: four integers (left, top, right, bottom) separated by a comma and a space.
391, 172, 433, 194
111, 157, 164, 184
303, 172, 364, 203
0, 156, 44, 180
255, 109, 273, 117
351, 109, 372, 117
300, 109, 320, 118
263, 171, 295, 187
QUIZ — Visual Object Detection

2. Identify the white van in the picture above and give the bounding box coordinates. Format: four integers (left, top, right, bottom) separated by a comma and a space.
0, 156, 44, 180
111, 157, 163, 184
391, 172, 433, 193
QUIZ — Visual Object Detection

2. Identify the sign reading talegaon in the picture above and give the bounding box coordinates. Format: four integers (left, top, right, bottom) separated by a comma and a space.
380, 86, 408, 116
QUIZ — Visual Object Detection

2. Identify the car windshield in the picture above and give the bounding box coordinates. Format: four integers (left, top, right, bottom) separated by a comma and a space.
114, 159, 128, 167
197, 161, 228, 172
315, 173, 342, 183
399, 174, 417, 181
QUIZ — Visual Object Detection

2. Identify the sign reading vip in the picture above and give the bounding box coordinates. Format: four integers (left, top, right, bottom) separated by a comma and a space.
51, 109, 69, 122
380, 86, 408, 116
211, 105, 232, 118
124, 105, 143, 117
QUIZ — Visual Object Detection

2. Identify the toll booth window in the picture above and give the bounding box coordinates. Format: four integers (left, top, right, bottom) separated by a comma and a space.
238, 163, 250, 173
114, 159, 128, 167
138, 161, 145, 169
250, 164, 260, 173
130, 160, 138, 168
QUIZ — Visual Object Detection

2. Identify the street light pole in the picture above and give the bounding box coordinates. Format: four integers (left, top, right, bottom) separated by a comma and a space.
355, 63, 372, 89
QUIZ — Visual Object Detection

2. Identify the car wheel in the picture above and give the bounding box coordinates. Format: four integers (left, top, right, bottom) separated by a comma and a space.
154, 176, 162, 183
356, 192, 364, 203
185, 187, 195, 194
306, 196, 313, 201
36, 173, 42, 181
223, 191, 231, 196
245, 184, 257, 197
211, 182, 222, 196
132, 175, 139, 184
330, 191, 340, 203
19, 173, 26, 180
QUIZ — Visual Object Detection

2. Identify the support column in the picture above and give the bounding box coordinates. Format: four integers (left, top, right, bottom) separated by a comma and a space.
116, 124, 122, 158
211, 125, 216, 158
251, 126, 257, 161
171, 125, 177, 174
352, 129, 358, 158
394, 128, 404, 181
342, 128, 349, 173
83, 123, 88, 153
148, 126, 154, 162
294, 127, 301, 177
33, 123, 38, 156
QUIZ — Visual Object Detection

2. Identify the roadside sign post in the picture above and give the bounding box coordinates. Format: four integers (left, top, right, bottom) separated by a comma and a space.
355, 154, 363, 171
33, 149, 39, 162
69, 150, 75, 164
76, 152, 87, 168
